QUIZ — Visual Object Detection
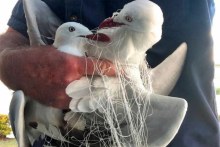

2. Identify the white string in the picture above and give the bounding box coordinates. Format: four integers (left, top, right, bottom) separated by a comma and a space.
62, 35, 153, 146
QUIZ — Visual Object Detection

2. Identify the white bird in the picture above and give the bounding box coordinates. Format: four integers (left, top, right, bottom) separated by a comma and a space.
9, 0, 64, 146
67, 0, 187, 111
84, 0, 187, 95
10, 0, 94, 146
53, 22, 92, 56
66, 0, 188, 146
66, 0, 188, 112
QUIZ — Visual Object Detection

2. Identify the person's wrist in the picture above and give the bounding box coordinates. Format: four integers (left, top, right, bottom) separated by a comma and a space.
0, 49, 13, 81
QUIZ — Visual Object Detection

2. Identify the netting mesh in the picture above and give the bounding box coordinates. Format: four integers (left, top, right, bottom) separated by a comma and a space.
59, 35, 154, 147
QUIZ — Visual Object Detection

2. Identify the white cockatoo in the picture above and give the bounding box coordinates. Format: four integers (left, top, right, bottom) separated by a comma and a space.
65, 0, 188, 147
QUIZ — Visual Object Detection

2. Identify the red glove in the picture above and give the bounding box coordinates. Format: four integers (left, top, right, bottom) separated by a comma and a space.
0, 46, 115, 109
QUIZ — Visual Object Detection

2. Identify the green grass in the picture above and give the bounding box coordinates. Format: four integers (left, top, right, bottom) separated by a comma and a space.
0, 139, 17, 147
216, 88, 220, 95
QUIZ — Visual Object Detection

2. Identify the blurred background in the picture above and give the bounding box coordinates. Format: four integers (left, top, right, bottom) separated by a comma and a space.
0, 0, 219, 144
212, 1, 220, 117
0, 1, 18, 115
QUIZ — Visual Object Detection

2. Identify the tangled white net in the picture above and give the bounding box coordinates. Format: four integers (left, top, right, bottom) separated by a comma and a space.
61, 33, 154, 147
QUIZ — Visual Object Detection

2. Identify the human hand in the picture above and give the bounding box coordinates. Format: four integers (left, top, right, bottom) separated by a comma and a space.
0, 46, 115, 109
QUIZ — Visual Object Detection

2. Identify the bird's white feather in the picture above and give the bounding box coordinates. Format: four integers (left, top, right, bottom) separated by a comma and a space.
150, 42, 188, 95
66, 77, 92, 99
53, 22, 92, 56
9, 91, 30, 147
23, 0, 62, 45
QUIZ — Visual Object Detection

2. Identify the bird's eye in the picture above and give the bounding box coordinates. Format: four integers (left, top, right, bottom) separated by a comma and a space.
69, 26, 75, 32
116, 9, 121, 13
125, 16, 133, 22
112, 9, 121, 17
112, 12, 119, 17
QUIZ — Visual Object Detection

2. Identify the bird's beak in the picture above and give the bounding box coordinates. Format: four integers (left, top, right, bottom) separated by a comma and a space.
79, 33, 111, 42
98, 18, 125, 29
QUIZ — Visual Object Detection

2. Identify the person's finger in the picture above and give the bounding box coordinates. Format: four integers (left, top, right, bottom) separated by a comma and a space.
78, 57, 116, 76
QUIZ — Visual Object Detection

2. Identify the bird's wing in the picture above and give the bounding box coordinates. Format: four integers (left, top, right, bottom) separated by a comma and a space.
66, 77, 107, 99
66, 77, 108, 112
34, 123, 71, 143
64, 111, 86, 131
23, 0, 62, 45
121, 93, 187, 147
66, 77, 93, 99
149, 42, 187, 95
69, 97, 94, 112
9, 90, 30, 147
146, 94, 187, 147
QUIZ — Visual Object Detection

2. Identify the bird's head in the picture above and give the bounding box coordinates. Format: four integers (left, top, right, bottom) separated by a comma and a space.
53, 22, 92, 48
103, 1, 163, 29
98, 0, 164, 50
83, 0, 164, 64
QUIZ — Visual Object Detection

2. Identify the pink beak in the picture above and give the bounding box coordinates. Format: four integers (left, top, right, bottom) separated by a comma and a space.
83, 33, 110, 42
82, 18, 124, 42
99, 18, 125, 29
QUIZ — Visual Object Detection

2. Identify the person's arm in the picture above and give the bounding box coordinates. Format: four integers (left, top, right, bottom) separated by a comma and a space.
0, 27, 115, 109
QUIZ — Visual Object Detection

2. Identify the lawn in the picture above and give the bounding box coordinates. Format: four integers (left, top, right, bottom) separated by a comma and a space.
0, 139, 17, 147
